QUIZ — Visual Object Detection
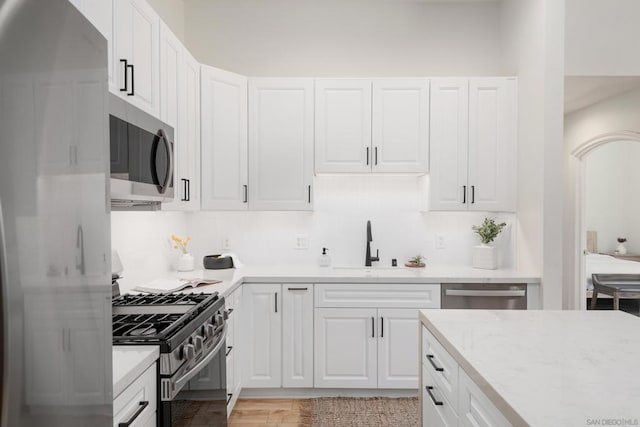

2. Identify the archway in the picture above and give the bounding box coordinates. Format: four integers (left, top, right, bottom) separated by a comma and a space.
570, 131, 640, 310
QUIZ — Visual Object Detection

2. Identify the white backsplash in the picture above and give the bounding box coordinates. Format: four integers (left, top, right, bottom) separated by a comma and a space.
112, 175, 516, 287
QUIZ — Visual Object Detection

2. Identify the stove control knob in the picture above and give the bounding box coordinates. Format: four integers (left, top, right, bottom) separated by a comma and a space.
184, 343, 195, 361
206, 324, 215, 338
194, 335, 204, 351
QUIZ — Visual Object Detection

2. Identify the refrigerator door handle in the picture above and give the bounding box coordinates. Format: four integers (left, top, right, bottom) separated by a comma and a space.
0, 198, 7, 423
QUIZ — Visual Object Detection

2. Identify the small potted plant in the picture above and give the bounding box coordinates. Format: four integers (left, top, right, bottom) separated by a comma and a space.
471, 218, 507, 269
616, 237, 628, 255
405, 254, 426, 268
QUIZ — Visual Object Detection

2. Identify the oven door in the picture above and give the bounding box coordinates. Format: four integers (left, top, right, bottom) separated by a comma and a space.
161, 339, 228, 427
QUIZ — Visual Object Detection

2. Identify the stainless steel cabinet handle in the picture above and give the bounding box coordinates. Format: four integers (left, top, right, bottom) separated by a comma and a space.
375, 147, 378, 165
371, 317, 375, 338
471, 185, 475, 204
462, 185, 466, 204
119, 401, 149, 427
366, 147, 370, 165
426, 354, 444, 372
287, 287, 308, 291
425, 386, 443, 406
275, 292, 278, 313
308, 185, 311, 204
380, 317, 384, 338
444, 289, 526, 297
243, 185, 248, 203
181, 179, 188, 201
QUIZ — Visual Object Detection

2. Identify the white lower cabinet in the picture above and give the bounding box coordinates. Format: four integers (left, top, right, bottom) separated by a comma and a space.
421, 326, 511, 427
243, 284, 314, 388
113, 362, 157, 427
314, 308, 378, 388
314, 284, 439, 389
225, 287, 242, 414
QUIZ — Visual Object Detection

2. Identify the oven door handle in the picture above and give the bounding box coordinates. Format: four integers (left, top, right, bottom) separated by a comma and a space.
174, 323, 228, 393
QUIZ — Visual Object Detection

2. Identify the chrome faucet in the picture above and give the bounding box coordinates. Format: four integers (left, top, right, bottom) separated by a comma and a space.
365, 220, 379, 267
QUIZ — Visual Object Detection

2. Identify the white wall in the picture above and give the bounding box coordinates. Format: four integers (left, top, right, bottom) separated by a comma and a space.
565, 0, 640, 76
147, 0, 185, 41
188, 176, 516, 267
585, 141, 640, 254
183, 0, 506, 76
501, 0, 565, 309
111, 211, 188, 290
564, 87, 640, 308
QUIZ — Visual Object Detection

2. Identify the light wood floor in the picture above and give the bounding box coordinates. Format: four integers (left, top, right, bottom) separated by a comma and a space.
228, 399, 312, 427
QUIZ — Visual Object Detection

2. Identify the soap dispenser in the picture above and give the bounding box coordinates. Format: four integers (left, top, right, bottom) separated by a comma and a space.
319, 247, 331, 267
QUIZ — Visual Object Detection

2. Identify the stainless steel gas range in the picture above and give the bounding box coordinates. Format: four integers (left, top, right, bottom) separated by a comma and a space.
112, 293, 228, 427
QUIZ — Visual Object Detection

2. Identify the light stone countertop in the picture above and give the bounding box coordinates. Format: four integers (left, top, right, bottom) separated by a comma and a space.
419, 309, 640, 426
113, 345, 159, 398
119, 264, 540, 299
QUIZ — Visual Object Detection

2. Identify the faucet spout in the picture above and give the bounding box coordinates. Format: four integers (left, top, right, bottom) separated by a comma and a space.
365, 220, 379, 267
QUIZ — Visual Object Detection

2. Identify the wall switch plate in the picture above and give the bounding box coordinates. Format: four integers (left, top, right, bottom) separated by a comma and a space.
436, 234, 446, 249
222, 237, 231, 250
295, 234, 309, 250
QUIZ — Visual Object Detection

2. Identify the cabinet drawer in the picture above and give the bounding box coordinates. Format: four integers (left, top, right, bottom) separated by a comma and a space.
459, 368, 512, 427
114, 362, 157, 427
315, 284, 440, 308
422, 364, 458, 427
422, 327, 458, 412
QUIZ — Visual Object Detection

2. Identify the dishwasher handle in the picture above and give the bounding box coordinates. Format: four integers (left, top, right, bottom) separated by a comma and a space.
444, 289, 526, 297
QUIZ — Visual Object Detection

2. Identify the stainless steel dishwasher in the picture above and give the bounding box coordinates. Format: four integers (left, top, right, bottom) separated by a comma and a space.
441, 283, 527, 309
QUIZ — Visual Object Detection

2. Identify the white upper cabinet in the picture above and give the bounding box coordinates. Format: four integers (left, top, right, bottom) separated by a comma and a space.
112, 0, 160, 117
429, 79, 469, 211
468, 78, 517, 212
372, 79, 430, 173
429, 77, 517, 212
68, 0, 114, 91
201, 67, 248, 210
162, 29, 201, 211
248, 79, 314, 211
315, 79, 372, 173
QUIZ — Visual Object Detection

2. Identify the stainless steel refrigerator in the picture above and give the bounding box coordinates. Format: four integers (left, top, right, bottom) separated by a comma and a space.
0, 0, 112, 426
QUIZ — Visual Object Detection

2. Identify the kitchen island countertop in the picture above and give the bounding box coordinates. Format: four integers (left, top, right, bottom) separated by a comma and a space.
419, 309, 640, 426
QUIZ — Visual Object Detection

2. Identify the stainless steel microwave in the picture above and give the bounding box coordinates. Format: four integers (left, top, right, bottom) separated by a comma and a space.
109, 94, 174, 208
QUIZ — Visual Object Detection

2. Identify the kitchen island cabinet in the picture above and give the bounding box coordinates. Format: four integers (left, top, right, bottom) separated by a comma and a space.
419, 309, 640, 426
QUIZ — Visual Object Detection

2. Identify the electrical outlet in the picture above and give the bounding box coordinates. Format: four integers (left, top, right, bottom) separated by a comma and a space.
436, 234, 446, 249
295, 234, 309, 250
222, 237, 231, 250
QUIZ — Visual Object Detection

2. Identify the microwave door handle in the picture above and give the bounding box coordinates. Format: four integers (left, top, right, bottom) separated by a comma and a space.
157, 129, 173, 195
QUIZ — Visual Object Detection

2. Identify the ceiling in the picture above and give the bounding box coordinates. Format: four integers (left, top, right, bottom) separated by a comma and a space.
565, 77, 640, 113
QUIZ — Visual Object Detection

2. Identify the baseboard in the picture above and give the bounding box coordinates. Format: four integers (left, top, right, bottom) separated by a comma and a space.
239, 388, 418, 399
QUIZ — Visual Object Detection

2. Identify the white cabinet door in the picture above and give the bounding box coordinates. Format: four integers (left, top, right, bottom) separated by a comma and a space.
67, 320, 109, 405
201, 66, 248, 210
243, 284, 282, 388
248, 79, 314, 210
159, 22, 181, 129
68, 0, 114, 91
429, 79, 469, 211
458, 368, 512, 427
314, 308, 377, 388
315, 79, 372, 173
113, 0, 160, 117
468, 78, 517, 212
372, 79, 429, 173
377, 309, 419, 389
282, 285, 314, 388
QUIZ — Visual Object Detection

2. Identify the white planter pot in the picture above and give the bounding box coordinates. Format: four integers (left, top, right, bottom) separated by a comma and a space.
176, 253, 195, 272
616, 243, 627, 255
472, 244, 497, 270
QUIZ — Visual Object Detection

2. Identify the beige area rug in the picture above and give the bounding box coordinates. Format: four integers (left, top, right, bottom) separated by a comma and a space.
311, 397, 419, 427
